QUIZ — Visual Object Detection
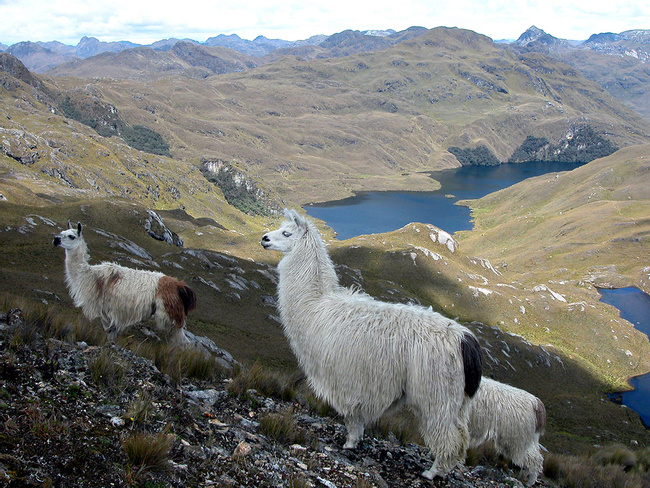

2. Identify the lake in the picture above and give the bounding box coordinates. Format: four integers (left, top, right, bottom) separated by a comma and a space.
599, 287, 650, 427
304, 161, 587, 240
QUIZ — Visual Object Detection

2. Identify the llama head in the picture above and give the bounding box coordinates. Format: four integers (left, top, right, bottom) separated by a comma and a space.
261, 209, 308, 253
53, 221, 83, 250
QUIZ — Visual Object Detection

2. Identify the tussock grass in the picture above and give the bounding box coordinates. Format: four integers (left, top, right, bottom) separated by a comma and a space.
543, 444, 650, 488
367, 409, 422, 445
122, 430, 173, 473
259, 410, 311, 446
88, 348, 128, 389
227, 362, 300, 402
124, 391, 154, 425
134, 341, 225, 386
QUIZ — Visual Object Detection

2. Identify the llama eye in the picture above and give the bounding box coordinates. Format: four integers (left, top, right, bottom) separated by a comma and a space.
69, 235, 76, 240
282, 231, 292, 237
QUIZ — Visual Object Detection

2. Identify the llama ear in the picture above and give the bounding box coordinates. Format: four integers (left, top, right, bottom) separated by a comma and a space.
287, 209, 307, 229
67, 220, 73, 230
77, 222, 83, 236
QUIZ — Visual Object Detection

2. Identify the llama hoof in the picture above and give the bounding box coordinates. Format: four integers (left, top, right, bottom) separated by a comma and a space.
342, 441, 358, 450
420, 468, 441, 480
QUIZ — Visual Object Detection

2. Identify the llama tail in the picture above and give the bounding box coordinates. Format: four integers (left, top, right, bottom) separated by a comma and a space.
534, 397, 546, 435
461, 332, 482, 397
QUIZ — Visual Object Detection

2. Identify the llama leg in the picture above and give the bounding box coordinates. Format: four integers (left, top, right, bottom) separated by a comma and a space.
343, 417, 365, 449
105, 324, 117, 343
101, 316, 118, 343
420, 421, 468, 479
520, 446, 543, 486
171, 325, 189, 346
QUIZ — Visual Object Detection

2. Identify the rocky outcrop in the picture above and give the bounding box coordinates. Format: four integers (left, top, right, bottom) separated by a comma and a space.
145, 210, 184, 247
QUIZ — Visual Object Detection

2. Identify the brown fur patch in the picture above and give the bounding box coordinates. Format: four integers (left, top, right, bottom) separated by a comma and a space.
534, 398, 546, 434
95, 270, 121, 294
156, 276, 195, 328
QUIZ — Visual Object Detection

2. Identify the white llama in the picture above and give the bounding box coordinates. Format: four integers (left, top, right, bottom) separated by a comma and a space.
468, 377, 546, 486
53, 221, 196, 344
261, 209, 483, 479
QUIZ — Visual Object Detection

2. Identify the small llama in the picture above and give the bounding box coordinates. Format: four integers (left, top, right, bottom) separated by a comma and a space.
53, 221, 196, 344
468, 377, 546, 486
261, 209, 483, 480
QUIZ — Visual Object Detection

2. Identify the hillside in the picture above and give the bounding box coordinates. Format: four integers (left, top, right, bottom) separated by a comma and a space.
46, 42, 261, 81
455, 145, 650, 384
46, 27, 650, 205
512, 26, 650, 122
1, 198, 650, 464
0, 52, 270, 245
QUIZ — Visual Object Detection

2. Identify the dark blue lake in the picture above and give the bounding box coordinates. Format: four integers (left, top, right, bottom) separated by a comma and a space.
304, 161, 587, 240
600, 287, 650, 427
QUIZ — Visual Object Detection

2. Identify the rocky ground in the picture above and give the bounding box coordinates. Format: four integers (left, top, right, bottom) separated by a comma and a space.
0, 307, 554, 488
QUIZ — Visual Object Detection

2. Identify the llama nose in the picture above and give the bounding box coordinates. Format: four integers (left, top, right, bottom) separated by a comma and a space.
53, 236, 61, 246
261, 235, 270, 242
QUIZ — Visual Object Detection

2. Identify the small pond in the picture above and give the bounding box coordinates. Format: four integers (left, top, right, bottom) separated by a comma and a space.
599, 286, 650, 427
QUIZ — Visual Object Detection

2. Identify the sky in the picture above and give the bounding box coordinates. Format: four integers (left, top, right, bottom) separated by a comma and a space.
0, 0, 647, 46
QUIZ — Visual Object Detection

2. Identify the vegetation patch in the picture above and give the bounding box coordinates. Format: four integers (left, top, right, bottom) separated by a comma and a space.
201, 160, 275, 216
448, 145, 501, 166
120, 125, 171, 157
509, 125, 619, 163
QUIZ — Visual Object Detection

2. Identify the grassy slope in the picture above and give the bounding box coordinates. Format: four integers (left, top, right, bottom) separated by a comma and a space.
2, 200, 650, 456
48, 27, 650, 205
454, 145, 650, 384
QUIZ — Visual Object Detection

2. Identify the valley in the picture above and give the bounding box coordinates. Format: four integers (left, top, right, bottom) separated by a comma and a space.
2, 23, 650, 475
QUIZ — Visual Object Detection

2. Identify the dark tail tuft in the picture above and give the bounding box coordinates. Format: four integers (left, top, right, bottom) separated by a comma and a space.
535, 398, 546, 435
178, 283, 197, 315
461, 332, 482, 397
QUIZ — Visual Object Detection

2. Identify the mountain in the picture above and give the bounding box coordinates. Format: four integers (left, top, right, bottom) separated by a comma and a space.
204, 33, 296, 57
511, 26, 650, 121
75, 35, 141, 58
44, 27, 649, 205
47, 42, 260, 80
4, 41, 78, 72
514, 25, 576, 50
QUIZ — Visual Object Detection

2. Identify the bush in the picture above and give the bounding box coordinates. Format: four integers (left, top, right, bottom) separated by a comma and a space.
448, 145, 500, 166
120, 125, 171, 157
509, 135, 549, 162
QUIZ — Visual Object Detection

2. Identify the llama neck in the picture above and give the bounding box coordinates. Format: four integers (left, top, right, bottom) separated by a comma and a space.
64, 239, 92, 285
277, 226, 339, 307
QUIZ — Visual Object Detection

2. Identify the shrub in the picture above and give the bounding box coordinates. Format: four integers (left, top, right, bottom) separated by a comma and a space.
120, 125, 171, 157
448, 145, 500, 166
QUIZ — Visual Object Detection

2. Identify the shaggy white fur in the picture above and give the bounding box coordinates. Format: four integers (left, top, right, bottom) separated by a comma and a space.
53, 222, 196, 344
261, 209, 483, 479
468, 377, 546, 486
